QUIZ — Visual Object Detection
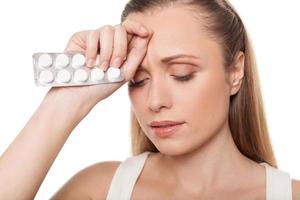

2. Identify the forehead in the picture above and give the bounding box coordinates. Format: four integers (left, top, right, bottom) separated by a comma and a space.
126, 6, 208, 47
125, 6, 222, 68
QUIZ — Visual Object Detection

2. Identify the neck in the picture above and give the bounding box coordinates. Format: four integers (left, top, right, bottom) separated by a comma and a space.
156, 122, 259, 192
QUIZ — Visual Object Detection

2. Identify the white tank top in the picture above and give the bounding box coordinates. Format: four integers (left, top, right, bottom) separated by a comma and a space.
106, 151, 292, 200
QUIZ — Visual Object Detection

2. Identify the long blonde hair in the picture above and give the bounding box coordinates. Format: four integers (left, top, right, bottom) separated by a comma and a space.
121, 0, 277, 167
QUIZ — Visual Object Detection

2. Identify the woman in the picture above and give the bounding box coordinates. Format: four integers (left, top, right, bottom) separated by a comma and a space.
0, 0, 299, 199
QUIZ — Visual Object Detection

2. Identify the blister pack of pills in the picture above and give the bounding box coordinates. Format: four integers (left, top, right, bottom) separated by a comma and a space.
32, 52, 125, 87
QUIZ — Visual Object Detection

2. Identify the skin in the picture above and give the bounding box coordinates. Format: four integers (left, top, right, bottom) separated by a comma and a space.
1, 4, 299, 200
127, 6, 265, 199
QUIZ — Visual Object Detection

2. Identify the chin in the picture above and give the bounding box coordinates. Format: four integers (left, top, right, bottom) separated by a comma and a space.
152, 140, 196, 157
151, 135, 212, 158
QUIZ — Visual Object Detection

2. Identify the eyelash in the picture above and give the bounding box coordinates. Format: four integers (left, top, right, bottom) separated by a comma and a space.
128, 73, 195, 88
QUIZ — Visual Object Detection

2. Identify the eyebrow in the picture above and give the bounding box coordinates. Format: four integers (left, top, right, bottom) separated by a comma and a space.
138, 54, 200, 71
160, 54, 200, 63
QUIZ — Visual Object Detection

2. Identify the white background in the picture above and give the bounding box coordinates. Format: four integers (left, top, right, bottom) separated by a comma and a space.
0, 0, 299, 199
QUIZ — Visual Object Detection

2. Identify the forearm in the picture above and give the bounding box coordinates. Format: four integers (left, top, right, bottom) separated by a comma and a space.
0, 89, 93, 199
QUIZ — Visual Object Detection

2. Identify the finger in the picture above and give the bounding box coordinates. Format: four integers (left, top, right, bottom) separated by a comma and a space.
98, 25, 114, 71
110, 24, 127, 68
64, 30, 90, 53
85, 30, 100, 67
122, 19, 151, 38
127, 34, 134, 45
122, 35, 152, 81
64, 43, 85, 53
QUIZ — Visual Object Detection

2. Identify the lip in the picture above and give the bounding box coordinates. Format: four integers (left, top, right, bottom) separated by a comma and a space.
148, 120, 185, 138
149, 120, 185, 127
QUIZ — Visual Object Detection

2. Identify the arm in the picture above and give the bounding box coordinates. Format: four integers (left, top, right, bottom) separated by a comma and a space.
0, 20, 151, 199
0, 88, 93, 199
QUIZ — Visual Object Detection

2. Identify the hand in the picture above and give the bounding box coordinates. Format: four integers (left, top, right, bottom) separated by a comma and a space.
46, 20, 153, 108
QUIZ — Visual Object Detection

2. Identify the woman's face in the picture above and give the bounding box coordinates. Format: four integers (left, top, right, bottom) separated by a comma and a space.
127, 6, 235, 156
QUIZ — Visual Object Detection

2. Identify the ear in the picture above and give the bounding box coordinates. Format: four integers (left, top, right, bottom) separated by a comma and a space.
229, 51, 245, 96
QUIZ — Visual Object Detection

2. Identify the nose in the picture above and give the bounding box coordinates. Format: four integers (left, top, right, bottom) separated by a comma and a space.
147, 79, 172, 112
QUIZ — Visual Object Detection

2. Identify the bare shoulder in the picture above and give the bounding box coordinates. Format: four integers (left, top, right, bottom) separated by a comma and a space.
50, 160, 121, 200
292, 179, 300, 199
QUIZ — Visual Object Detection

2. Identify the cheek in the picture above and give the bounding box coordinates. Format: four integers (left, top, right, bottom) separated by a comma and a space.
176, 70, 230, 133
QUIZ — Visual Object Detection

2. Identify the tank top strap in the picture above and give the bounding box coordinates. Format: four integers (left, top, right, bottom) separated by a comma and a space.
260, 162, 292, 200
106, 151, 151, 200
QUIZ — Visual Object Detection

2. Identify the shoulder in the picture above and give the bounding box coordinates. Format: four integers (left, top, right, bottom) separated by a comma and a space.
292, 179, 300, 199
50, 161, 122, 200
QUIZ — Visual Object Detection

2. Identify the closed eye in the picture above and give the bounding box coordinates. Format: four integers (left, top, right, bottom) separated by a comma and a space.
128, 73, 195, 88
172, 74, 194, 82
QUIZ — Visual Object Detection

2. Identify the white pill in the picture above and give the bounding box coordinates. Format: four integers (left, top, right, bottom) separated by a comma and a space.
38, 53, 52, 68
74, 69, 88, 82
56, 70, 71, 83
91, 68, 104, 82
107, 67, 121, 81
71, 53, 85, 68
55, 54, 69, 68
39, 70, 54, 84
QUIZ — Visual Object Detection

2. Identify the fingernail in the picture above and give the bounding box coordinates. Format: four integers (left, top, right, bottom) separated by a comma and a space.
87, 59, 94, 67
100, 60, 109, 71
111, 56, 122, 68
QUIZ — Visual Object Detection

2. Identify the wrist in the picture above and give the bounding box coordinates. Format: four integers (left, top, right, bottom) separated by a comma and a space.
43, 87, 94, 120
